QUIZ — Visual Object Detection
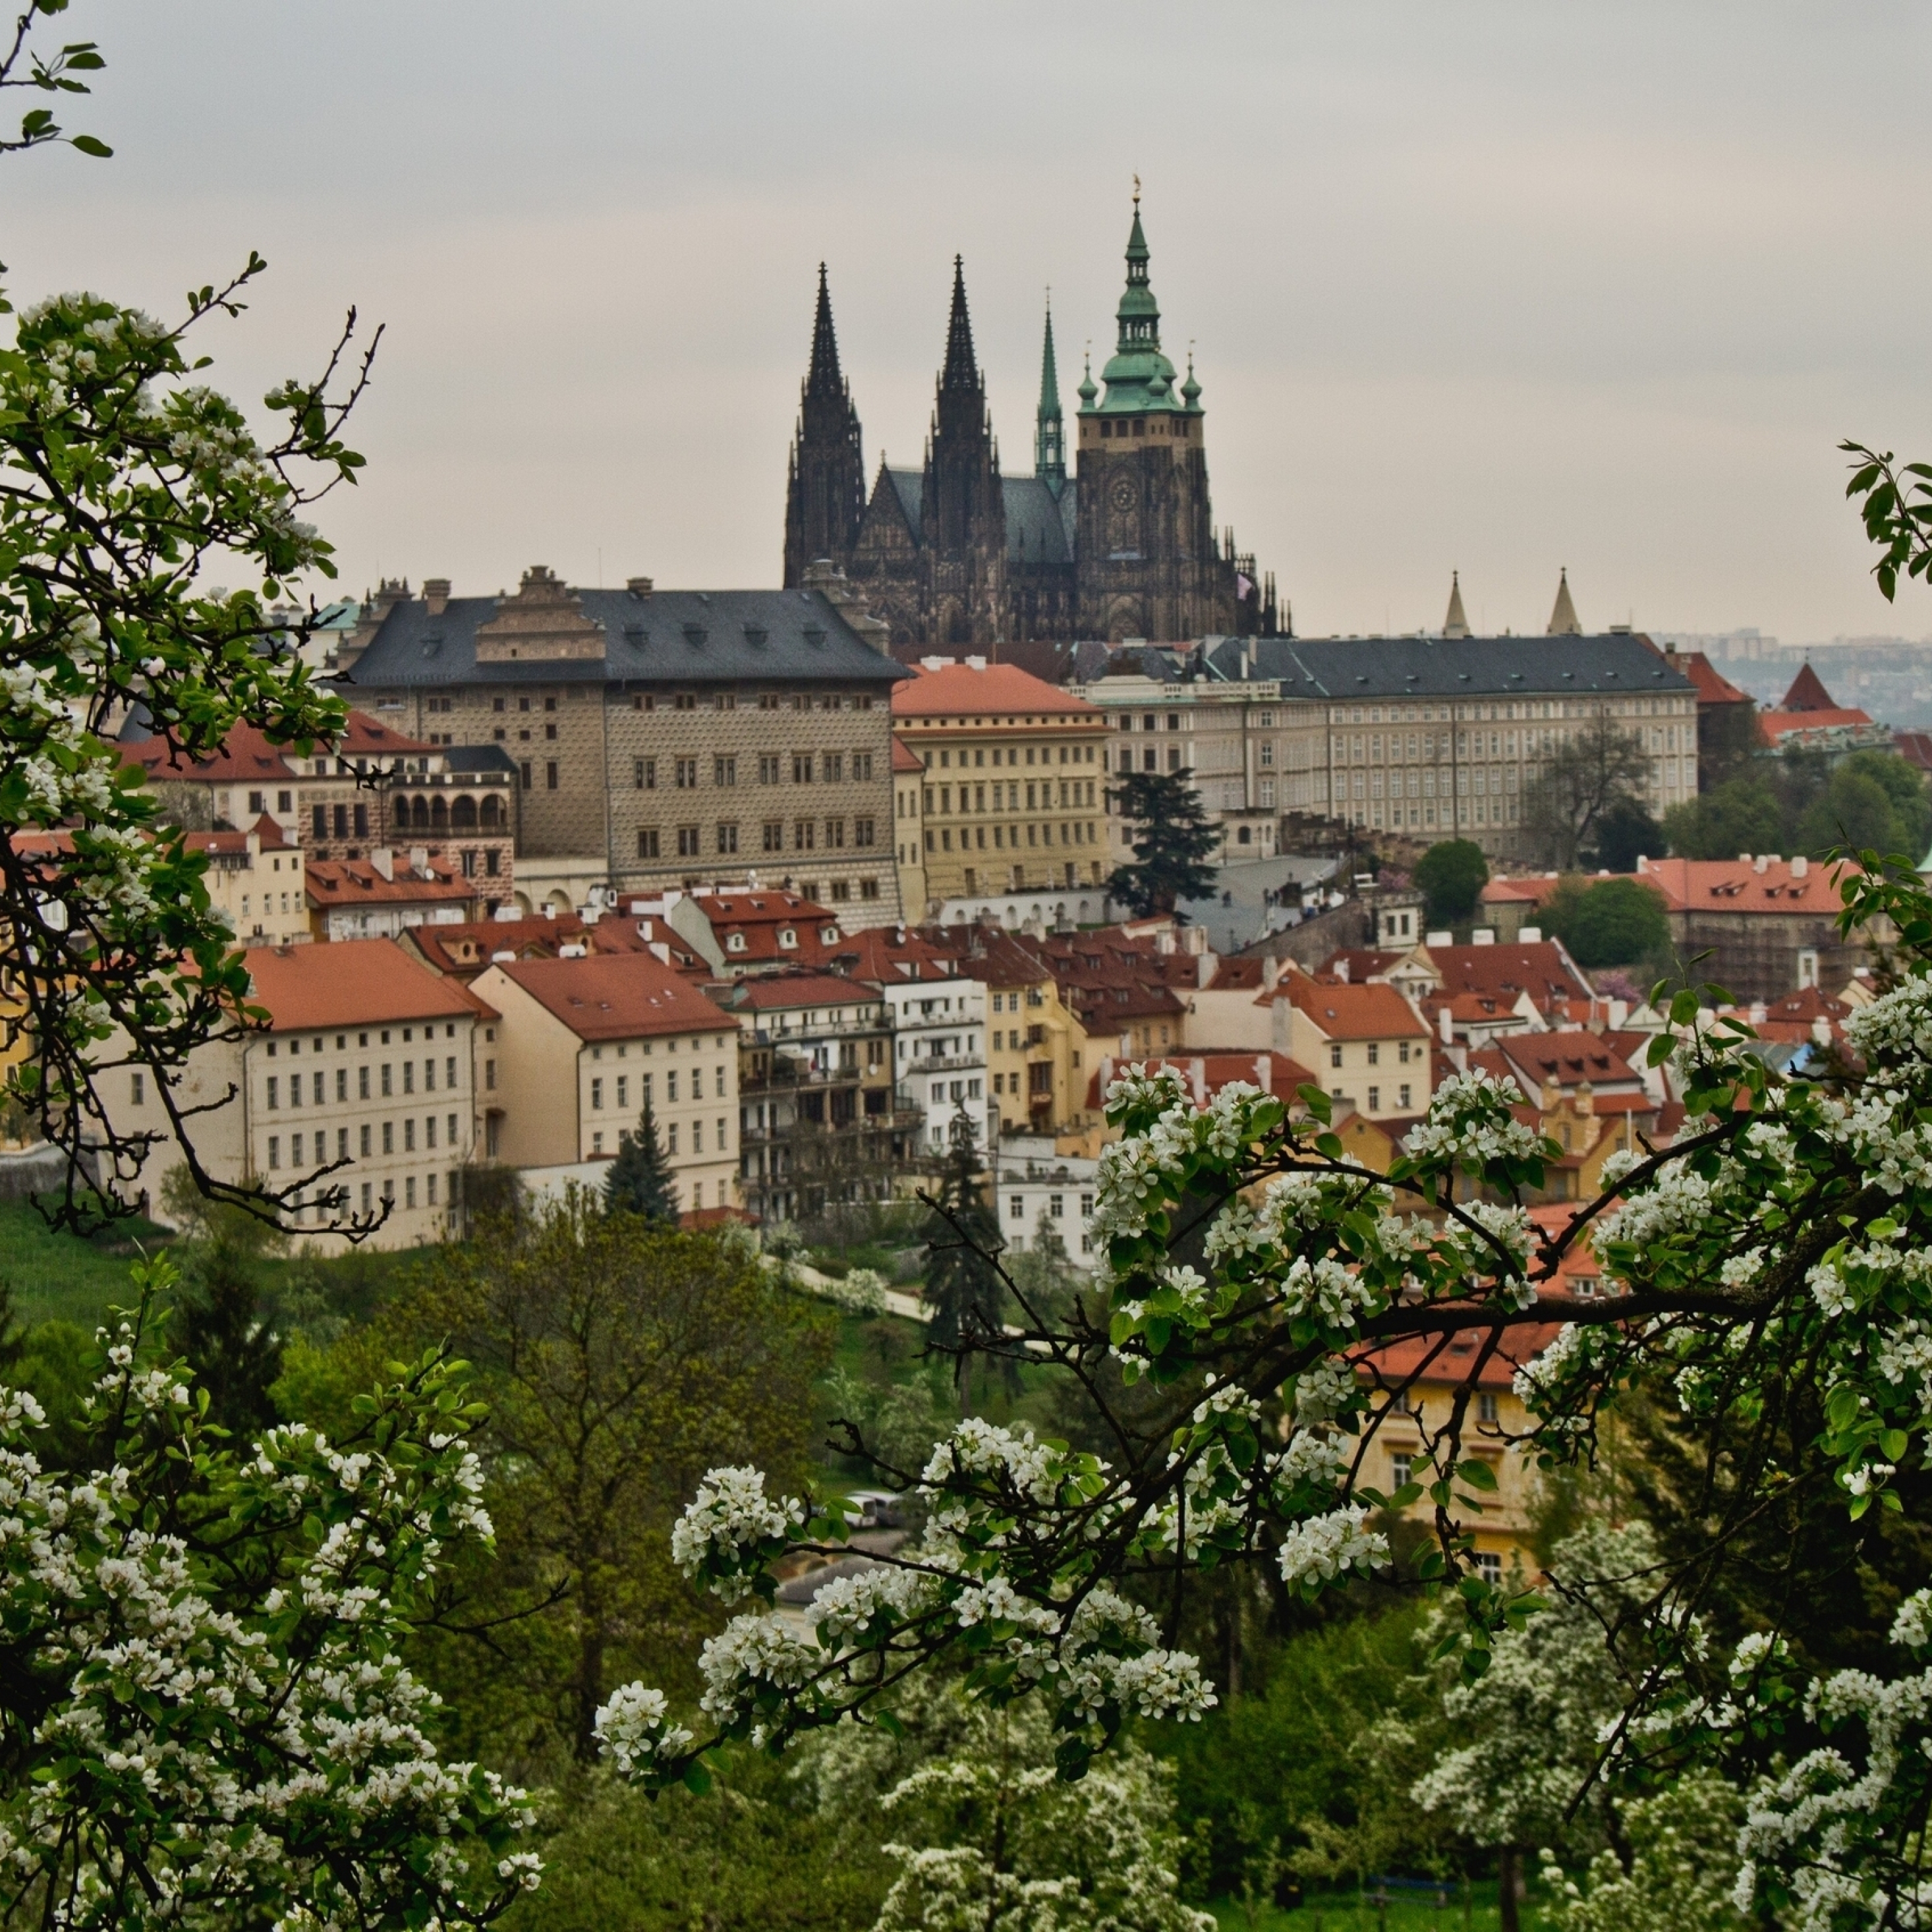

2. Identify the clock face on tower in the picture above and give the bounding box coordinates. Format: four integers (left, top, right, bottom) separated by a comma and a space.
1108, 474, 1138, 513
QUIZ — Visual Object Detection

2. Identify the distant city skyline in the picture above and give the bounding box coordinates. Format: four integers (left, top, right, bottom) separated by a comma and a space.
7, 1, 1932, 642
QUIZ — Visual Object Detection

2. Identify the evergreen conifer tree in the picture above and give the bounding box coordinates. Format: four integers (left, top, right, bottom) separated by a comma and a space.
173, 1215, 285, 1436
921, 1106, 1009, 1398
605, 1099, 680, 1223
1106, 770, 1220, 917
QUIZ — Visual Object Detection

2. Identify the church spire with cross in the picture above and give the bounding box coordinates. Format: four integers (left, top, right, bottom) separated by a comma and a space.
1035, 294, 1065, 494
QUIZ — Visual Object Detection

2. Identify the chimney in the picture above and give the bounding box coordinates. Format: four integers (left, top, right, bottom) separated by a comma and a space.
409, 846, 429, 875
423, 577, 451, 616
1790, 855, 1809, 878
1262, 955, 1280, 994
1608, 998, 1628, 1029
1541, 1075, 1560, 1112
370, 849, 394, 881
626, 576, 654, 598
1574, 1079, 1594, 1117
1197, 952, 1214, 989
1334, 957, 1350, 982
1520, 925, 1543, 943
1438, 1004, 1454, 1046
1754, 855, 1771, 874
1472, 928, 1496, 946
1189, 1058, 1207, 1105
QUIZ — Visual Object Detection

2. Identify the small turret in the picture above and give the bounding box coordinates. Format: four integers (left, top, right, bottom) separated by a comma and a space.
1035, 296, 1065, 496
1443, 569, 1470, 640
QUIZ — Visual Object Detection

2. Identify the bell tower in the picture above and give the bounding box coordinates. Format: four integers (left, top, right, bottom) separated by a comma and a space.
783, 264, 867, 588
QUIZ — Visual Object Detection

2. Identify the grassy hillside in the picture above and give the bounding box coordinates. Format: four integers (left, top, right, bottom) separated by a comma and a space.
0, 1199, 169, 1330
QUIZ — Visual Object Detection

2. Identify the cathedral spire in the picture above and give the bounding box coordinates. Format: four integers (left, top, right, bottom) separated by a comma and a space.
1035, 295, 1065, 493
940, 256, 980, 394
1547, 567, 1583, 637
1443, 569, 1470, 639
805, 261, 844, 399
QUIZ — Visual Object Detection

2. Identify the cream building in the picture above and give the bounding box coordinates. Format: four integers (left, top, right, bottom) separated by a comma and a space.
187, 826, 312, 949
103, 938, 485, 1249
469, 952, 740, 1215
1201, 627, 1699, 860
890, 657, 1108, 903
892, 733, 929, 918
1266, 971, 1435, 1121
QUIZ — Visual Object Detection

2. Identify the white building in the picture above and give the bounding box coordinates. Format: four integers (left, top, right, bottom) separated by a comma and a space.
994, 1135, 1099, 1265
882, 973, 988, 1156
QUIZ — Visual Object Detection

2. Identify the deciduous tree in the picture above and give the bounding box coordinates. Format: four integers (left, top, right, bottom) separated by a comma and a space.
1413, 839, 1489, 928
1522, 714, 1652, 869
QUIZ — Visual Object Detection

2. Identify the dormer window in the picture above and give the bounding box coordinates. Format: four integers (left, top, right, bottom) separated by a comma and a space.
778, 928, 797, 949
727, 933, 747, 953
821, 926, 839, 944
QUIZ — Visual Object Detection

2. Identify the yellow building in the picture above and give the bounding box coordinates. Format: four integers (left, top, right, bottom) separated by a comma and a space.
889, 657, 1108, 906
892, 733, 929, 920
926, 926, 1095, 1137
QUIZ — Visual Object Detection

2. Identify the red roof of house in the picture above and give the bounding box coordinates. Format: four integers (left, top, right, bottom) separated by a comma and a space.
922, 925, 1056, 989
1481, 1029, 1644, 1093
1425, 940, 1592, 1008
244, 938, 488, 1031
1893, 730, 1932, 774
892, 734, 926, 774
891, 658, 1104, 722
1682, 652, 1749, 707
485, 953, 735, 1041
1356, 1321, 1563, 1392
1759, 706, 1875, 743
684, 890, 850, 972
121, 708, 430, 785
1634, 853, 1858, 915
1270, 976, 1431, 1040
836, 923, 963, 985
185, 818, 292, 858
724, 972, 890, 1013
1782, 663, 1840, 712
306, 854, 474, 910
1322, 948, 1407, 982
1479, 873, 1560, 906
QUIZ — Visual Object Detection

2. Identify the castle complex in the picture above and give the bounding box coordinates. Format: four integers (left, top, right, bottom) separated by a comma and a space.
783, 196, 1277, 650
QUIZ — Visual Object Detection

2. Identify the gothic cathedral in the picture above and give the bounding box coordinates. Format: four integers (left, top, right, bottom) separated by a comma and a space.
781, 198, 1277, 648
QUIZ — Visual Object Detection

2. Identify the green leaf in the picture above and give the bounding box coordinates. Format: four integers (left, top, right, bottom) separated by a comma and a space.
682, 1760, 713, 1796
1455, 1458, 1498, 1492
69, 133, 111, 156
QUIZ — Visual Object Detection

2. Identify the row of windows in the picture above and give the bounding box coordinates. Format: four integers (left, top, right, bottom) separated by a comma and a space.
283, 1172, 459, 1220
463, 691, 880, 715
1331, 698, 1688, 725
636, 817, 877, 859
1327, 1040, 1421, 1067
266, 1055, 460, 1107
632, 751, 876, 789
928, 780, 1098, 813
589, 1117, 729, 1156
1007, 1191, 1096, 1221
266, 1114, 461, 1167
926, 743, 1096, 768
926, 822, 1096, 853
1095, 414, 1191, 439
588, 1065, 728, 1109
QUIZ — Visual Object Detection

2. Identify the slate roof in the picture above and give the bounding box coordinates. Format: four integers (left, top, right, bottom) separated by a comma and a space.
343, 586, 905, 692
1204, 633, 1694, 701
885, 469, 924, 532
1002, 476, 1077, 565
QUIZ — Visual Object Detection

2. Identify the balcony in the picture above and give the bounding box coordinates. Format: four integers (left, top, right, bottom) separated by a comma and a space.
741, 1058, 876, 1094
909, 1052, 984, 1073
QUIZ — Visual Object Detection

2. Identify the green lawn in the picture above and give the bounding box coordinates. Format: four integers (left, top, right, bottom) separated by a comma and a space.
0, 1199, 170, 1330
1209, 1880, 1548, 1932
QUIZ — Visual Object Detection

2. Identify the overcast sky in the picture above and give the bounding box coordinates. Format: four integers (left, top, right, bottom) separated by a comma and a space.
7, 1, 1931, 642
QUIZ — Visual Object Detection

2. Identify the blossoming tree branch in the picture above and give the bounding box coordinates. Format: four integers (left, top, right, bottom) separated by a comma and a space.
594, 864, 1932, 1927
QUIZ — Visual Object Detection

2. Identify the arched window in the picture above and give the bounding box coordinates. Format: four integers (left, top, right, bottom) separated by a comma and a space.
451, 795, 478, 830
430, 795, 449, 830
480, 795, 503, 828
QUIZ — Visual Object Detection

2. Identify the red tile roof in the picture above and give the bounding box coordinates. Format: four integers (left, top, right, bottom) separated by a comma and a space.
486, 953, 734, 1041
1272, 977, 1431, 1040
1634, 853, 1858, 915
891, 658, 1104, 722
1759, 706, 1875, 743
724, 972, 890, 1013
306, 855, 474, 910
1426, 940, 1592, 1008
1481, 1029, 1643, 1093
1479, 873, 1560, 906
243, 938, 488, 1031
121, 709, 430, 785
1680, 651, 1749, 707
892, 734, 926, 774
685, 890, 850, 971
1781, 662, 1840, 712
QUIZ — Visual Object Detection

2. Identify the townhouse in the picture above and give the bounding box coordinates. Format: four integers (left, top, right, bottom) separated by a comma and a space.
1633, 852, 1878, 1001
712, 971, 916, 1223
105, 938, 486, 1249
306, 850, 479, 941
1266, 974, 1436, 1121
338, 567, 906, 921
892, 735, 929, 917
187, 825, 311, 948
890, 656, 1110, 907
469, 952, 741, 1214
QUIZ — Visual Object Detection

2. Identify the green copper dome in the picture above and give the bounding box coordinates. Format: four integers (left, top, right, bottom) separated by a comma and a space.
1085, 196, 1193, 417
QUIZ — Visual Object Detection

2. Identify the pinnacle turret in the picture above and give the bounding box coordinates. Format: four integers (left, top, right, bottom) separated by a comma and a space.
1443, 570, 1469, 639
